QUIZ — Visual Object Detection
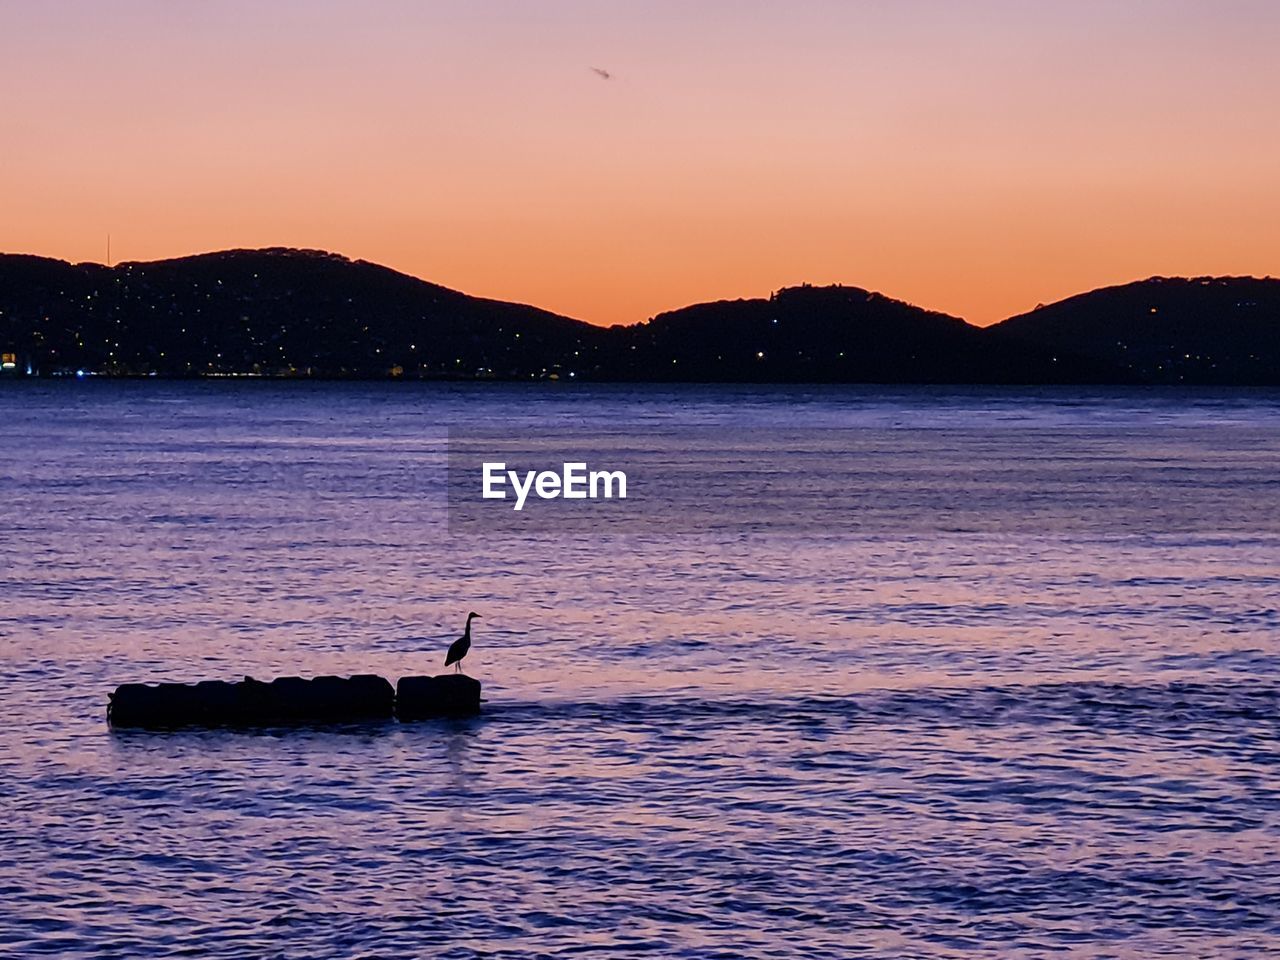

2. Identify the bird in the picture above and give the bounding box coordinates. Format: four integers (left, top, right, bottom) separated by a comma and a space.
590, 66, 612, 80
445, 612, 480, 674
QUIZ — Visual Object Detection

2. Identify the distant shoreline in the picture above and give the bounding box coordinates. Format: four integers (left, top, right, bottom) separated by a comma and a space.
6, 376, 1280, 393
3, 248, 1278, 386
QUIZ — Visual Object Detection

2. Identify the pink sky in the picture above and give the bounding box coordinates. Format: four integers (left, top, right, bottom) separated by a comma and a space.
2, 0, 1278, 325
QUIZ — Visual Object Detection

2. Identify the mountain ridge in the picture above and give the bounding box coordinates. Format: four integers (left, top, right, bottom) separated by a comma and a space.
1, 248, 1276, 383
991, 275, 1280, 384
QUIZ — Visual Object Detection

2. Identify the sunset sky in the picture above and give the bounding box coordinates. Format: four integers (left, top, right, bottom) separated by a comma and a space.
3, 0, 1278, 326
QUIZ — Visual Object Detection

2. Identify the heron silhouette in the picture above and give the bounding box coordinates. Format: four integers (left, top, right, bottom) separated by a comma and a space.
445, 612, 480, 674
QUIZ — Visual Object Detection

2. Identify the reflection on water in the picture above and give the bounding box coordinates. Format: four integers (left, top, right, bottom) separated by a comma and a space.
0, 382, 1278, 958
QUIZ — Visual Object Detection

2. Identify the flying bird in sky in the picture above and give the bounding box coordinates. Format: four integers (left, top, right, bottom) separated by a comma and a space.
590, 67, 612, 80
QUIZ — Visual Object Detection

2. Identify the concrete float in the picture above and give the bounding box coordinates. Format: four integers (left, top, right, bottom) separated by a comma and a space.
107, 673, 481, 728
396, 675, 482, 719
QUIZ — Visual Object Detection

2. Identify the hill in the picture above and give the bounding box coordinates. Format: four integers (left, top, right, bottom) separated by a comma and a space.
0, 248, 604, 378
606, 284, 1117, 383
991, 276, 1280, 384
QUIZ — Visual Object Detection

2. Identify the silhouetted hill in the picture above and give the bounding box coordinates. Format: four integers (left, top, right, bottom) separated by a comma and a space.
991, 276, 1280, 384
0, 248, 604, 378
1, 250, 1275, 383
607, 285, 1119, 383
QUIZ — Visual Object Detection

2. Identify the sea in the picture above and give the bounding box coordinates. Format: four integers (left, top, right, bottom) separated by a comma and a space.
0, 381, 1277, 959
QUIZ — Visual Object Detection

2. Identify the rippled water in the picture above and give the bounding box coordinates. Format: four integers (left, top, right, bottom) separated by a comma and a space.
1, 382, 1278, 958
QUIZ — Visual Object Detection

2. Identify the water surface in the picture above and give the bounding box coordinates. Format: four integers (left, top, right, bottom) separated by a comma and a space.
1, 383, 1278, 958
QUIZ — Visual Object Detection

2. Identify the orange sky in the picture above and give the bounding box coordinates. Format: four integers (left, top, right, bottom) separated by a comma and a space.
2, 1, 1278, 326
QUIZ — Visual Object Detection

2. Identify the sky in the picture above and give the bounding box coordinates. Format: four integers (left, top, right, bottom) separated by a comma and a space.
2, 0, 1278, 326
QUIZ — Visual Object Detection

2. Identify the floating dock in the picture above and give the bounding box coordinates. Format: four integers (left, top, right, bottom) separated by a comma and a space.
108, 674, 481, 727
